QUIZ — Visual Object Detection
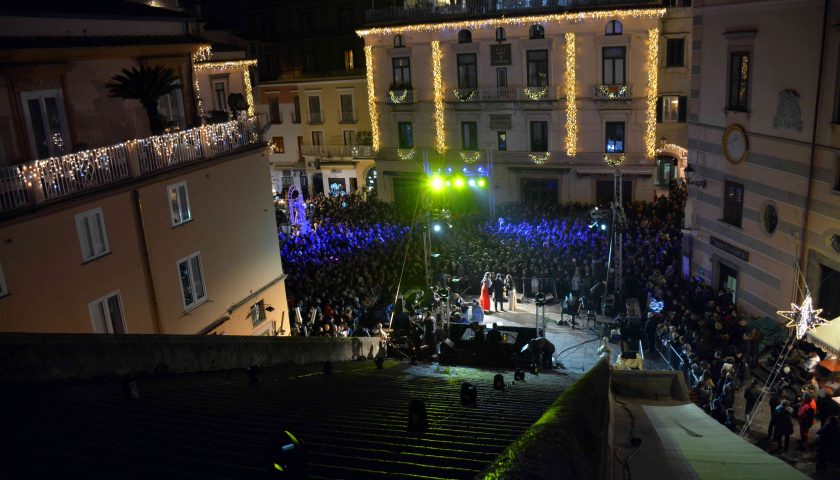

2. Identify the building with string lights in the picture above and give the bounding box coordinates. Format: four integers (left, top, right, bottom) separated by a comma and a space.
0, 1, 289, 336
686, 0, 840, 322
358, 0, 692, 211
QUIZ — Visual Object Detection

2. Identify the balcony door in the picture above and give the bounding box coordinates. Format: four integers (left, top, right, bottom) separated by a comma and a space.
21, 89, 70, 159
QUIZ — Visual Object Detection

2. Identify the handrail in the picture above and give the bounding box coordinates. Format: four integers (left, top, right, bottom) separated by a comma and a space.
0, 117, 260, 215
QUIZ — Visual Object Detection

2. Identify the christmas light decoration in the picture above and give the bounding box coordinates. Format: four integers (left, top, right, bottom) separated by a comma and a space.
364, 46, 380, 151
596, 84, 628, 99
645, 28, 659, 159
397, 148, 416, 160
778, 294, 828, 340
649, 299, 664, 313
564, 32, 577, 157
523, 86, 548, 101
459, 151, 480, 164
604, 154, 626, 166
243, 68, 255, 117
529, 152, 551, 165
193, 60, 258, 72
389, 89, 410, 103
656, 143, 687, 158
432, 41, 446, 154
191, 56, 259, 120
190, 46, 212, 117
453, 89, 476, 101
356, 9, 666, 37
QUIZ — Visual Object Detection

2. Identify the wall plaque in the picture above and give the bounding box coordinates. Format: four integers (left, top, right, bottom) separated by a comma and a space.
490, 44, 511, 65
489, 114, 512, 130
710, 235, 750, 262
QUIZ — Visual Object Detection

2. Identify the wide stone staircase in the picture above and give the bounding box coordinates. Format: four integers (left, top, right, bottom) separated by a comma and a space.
3, 360, 577, 479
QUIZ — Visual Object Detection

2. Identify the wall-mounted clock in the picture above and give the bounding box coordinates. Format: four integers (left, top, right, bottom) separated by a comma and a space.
722, 123, 749, 164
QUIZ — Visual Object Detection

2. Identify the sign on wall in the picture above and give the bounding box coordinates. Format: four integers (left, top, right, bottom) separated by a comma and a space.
490, 44, 511, 65
489, 114, 512, 130
710, 235, 750, 262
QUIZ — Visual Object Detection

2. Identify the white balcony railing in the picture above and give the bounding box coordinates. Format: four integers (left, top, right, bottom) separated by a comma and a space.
300, 145, 373, 159
448, 87, 556, 102
386, 89, 415, 104
0, 117, 261, 214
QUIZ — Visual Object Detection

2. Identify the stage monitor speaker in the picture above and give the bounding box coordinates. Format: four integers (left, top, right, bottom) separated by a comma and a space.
493, 374, 506, 390
514, 368, 526, 382
269, 430, 307, 478
408, 399, 428, 432
460, 382, 478, 406
323, 361, 333, 375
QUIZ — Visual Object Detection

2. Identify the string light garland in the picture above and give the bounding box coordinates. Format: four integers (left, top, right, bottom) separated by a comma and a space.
459, 151, 480, 164
778, 294, 828, 340
193, 45, 212, 62
523, 86, 548, 101
364, 46, 380, 151
656, 143, 687, 158
356, 8, 666, 37
596, 84, 629, 99
242, 68, 255, 117
565, 32, 577, 157
193, 60, 258, 72
453, 89, 476, 102
432, 40, 446, 154
397, 148, 416, 160
529, 152, 551, 165
604, 153, 626, 166
645, 28, 659, 159
389, 89, 410, 103
191, 55, 259, 120
190, 46, 212, 117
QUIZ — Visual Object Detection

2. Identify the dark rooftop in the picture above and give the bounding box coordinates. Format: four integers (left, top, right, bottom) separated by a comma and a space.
0, 0, 191, 21
0, 34, 208, 50
2, 359, 577, 479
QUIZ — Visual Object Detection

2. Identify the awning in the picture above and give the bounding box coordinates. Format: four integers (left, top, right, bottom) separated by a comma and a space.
805, 316, 840, 356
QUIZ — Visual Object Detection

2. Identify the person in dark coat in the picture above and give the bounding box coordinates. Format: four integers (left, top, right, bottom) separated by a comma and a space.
773, 400, 794, 452
492, 273, 506, 312
767, 388, 781, 439
743, 380, 761, 424
816, 416, 840, 471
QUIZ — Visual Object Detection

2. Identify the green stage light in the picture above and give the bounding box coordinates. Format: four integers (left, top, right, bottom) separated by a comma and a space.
477, 178, 487, 188
468, 178, 477, 187
429, 175, 445, 191
454, 177, 465, 189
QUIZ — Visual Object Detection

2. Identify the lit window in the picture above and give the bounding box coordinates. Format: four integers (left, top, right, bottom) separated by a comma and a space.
728, 51, 751, 112
75, 207, 110, 262
168, 181, 191, 226
178, 252, 207, 310
529, 25, 545, 40
606, 20, 622, 36
605, 122, 625, 153
662, 95, 680, 122
344, 49, 354, 70
272, 136, 285, 153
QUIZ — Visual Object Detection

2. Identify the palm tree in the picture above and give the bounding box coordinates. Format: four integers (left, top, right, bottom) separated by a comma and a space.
106, 65, 181, 135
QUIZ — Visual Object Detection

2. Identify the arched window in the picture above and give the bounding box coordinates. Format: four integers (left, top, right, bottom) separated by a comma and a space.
393, 34, 405, 48
529, 24, 545, 40
458, 29, 472, 44
605, 20, 622, 36
495, 27, 506, 42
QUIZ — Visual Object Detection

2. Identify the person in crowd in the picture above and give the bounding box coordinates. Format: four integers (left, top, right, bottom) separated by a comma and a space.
767, 387, 782, 440
530, 275, 540, 298
471, 299, 484, 324
774, 400, 794, 452
505, 274, 517, 311
798, 392, 818, 450
816, 416, 840, 472
743, 380, 761, 425
480, 272, 492, 313
492, 273, 506, 312
724, 407, 738, 433
803, 351, 821, 375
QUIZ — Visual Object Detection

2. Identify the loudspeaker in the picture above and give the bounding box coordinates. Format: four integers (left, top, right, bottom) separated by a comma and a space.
374, 357, 385, 369
408, 399, 428, 432
460, 382, 477, 406
514, 368, 526, 382
323, 361, 333, 375
493, 374, 506, 390
269, 430, 306, 478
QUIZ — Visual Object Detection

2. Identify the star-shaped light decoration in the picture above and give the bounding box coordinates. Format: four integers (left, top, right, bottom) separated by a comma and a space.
777, 294, 828, 339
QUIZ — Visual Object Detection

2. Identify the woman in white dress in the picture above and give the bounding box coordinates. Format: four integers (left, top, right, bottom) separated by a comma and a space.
505, 274, 517, 311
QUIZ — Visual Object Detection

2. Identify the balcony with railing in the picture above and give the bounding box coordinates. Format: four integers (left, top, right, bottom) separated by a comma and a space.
0, 117, 261, 215
448, 86, 557, 103
593, 84, 633, 101
365, 0, 661, 25
308, 112, 323, 124
339, 112, 357, 124
299, 145, 374, 160
386, 89, 415, 105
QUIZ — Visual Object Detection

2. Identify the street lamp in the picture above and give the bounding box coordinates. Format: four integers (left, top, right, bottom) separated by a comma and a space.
683, 163, 707, 188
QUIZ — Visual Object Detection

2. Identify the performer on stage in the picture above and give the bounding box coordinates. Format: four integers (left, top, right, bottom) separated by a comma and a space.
480, 272, 492, 313
505, 274, 517, 311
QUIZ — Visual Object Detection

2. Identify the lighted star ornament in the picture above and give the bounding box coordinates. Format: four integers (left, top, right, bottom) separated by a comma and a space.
778, 294, 828, 340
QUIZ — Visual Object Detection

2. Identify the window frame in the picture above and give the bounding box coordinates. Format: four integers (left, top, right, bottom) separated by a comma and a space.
457, 53, 478, 89
495, 27, 506, 42
394, 34, 405, 48
526, 49, 549, 87
268, 96, 282, 124
602, 46, 627, 85
177, 252, 207, 312
89, 290, 127, 334
167, 181, 192, 227
339, 93, 355, 123
458, 29, 472, 44
605, 20, 623, 36
392, 57, 411, 88
398, 122, 414, 149
461, 121, 478, 151
0, 262, 7, 298
343, 130, 356, 146
497, 131, 507, 151
529, 121, 548, 152
311, 130, 324, 146
251, 299, 267, 328
211, 78, 229, 111
662, 95, 680, 123
496, 67, 508, 88
605, 121, 625, 153
307, 95, 322, 124
272, 136, 285, 153
75, 207, 110, 262
656, 156, 678, 188
529, 24, 545, 40
727, 50, 751, 112
722, 180, 745, 227
343, 49, 354, 70
666, 38, 686, 67
292, 95, 301, 123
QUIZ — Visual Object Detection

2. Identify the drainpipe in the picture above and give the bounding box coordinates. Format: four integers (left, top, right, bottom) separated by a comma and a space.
797, 0, 831, 301
133, 190, 163, 334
